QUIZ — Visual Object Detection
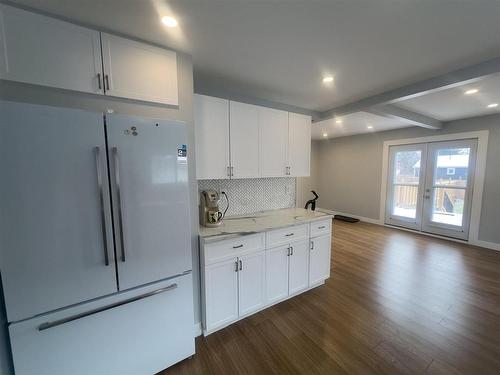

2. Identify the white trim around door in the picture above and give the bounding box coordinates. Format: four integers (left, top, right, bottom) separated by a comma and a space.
380, 130, 489, 244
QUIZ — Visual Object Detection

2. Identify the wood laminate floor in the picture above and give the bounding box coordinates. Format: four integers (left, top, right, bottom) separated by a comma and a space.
162, 221, 500, 375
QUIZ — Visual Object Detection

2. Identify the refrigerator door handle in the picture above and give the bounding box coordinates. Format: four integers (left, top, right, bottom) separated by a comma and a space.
38, 283, 178, 331
113, 147, 126, 262
94, 147, 110, 266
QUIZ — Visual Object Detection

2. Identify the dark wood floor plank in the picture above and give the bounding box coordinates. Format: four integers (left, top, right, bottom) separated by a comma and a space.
161, 221, 500, 375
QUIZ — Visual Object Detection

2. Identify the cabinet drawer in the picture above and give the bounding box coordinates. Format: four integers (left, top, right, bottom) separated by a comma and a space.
203, 233, 265, 265
310, 219, 332, 237
266, 224, 308, 248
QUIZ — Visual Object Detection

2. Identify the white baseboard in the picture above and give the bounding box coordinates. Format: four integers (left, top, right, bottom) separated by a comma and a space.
194, 322, 202, 337
319, 208, 500, 253
318, 208, 382, 225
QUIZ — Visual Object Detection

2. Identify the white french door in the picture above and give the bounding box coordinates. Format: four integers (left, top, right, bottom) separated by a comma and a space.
385, 139, 477, 240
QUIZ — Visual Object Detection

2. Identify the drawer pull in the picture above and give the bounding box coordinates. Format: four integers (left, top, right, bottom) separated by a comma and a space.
233, 244, 243, 249
318, 226, 326, 229
285, 233, 294, 237
38, 282, 179, 331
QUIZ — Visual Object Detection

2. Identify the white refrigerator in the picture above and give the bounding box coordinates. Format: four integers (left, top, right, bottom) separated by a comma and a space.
0, 101, 195, 375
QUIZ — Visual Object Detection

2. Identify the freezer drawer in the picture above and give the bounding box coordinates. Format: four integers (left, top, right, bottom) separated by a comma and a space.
9, 273, 195, 375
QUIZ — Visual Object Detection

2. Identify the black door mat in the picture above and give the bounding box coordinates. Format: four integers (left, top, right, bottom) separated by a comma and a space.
334, 215, 360, 223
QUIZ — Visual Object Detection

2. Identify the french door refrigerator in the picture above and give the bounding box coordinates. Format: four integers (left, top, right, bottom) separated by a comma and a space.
0, 100, 195, 375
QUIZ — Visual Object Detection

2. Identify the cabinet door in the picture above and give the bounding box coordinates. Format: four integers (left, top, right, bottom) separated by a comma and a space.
309, 235, 332, 285
0, 4, 103, 94
101, 33, 178, 105
0, 101, 116, 322
288, 113, 311, 177
288, 240, 310, 295
205, 258, 239, 332
238, 251, 266, 316
194, 95, 230, 179
230, 101, 260, 178
259, 107, 288, 177
106, 114, 191, 291
265, 246, 290, 304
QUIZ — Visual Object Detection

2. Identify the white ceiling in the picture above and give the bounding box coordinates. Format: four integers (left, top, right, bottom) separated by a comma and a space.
9, 0, 500, 112
312, 112, 414, 140
393, 74, 500, 121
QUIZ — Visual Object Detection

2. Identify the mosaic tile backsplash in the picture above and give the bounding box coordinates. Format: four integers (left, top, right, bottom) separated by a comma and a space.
198, 178, 296, 217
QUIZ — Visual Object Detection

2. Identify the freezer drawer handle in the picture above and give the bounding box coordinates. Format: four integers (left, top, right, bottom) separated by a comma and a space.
38, 283, 178, 331
95, 147, 110, 266
113, 147, 126, 262
318, 226, 326, 229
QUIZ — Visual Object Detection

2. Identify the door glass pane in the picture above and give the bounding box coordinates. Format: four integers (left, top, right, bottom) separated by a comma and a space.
392, 185, 419, 219
434, 148, 470, 188
394, 150, 421, 184
431, 188, 465, 226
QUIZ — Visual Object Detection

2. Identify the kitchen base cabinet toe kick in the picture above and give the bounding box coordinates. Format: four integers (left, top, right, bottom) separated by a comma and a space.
200, 217, 332, 335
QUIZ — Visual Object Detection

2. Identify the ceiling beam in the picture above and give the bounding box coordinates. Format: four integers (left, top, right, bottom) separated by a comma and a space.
320, 56, 500, 121
366, 105, 442, 130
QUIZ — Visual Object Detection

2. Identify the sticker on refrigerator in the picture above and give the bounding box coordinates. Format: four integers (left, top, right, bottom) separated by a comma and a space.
177, 144, 187, 163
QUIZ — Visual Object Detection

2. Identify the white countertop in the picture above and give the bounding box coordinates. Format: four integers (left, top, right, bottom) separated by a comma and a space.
199, 208, 333, 243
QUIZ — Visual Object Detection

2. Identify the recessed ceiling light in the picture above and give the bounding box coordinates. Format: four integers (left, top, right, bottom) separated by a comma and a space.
487, 103, 498, 108
335, 119, 342, 124
367, 125, 373, 129
323, 76, 334, 84
161, 16, 178, 27
322, 133, 328, 137
465, 89, 479, 95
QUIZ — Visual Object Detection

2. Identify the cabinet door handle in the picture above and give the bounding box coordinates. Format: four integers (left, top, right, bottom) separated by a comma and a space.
94, 147, 109, 266
287, 247, 290, 256
285, 233, 294, 237
239, 260, 242, 271
105, 74, 110, 91
227, 166, 231, 177
290, 246, 294, 256
235, 261, 238, 272
97, 73, 102, 90
318, 226, 326, 229
230, 166, 234, 177
233, 244, 243, 249
310, 240, 314, 250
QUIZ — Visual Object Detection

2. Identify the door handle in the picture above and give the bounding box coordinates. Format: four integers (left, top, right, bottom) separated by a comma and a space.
232, 244, 243, 249
235, 261, 238, 272
285, 233, 294, 237
94, 147, 109, 266
290, 246, 294, 256
113, 147, 126, 262
97, 73, 102, 90
310, 241, 314, 250
287, 247, 291, 256
239, 260, 242, 271
38, 283, 177, 331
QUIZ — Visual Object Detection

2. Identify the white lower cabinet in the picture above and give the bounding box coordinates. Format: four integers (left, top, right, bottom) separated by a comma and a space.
288, 240, 310, 295
265, 245, 290, 304
309, 234, 332, 286
9, 274, 195, 375
201, 218, 333, 335
238, 251, 266, 316
204, 257, 239, 333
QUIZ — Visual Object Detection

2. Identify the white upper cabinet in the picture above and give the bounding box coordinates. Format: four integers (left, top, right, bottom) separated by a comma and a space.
194, 95, 230, 179
0, 4, 103, 94
101, 33, 178, 106
259, 107, 289, 177
230, 101, 260, 178
288, 113, 312, 177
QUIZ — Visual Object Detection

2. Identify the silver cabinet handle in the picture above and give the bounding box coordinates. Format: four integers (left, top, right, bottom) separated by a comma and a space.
287, 247, 291, 256
235, 261, 238, 272
227, 166, 231, 177
239, 260, 242, 271
38, 283, 177, 331
310, 240, 314, 250
104, 74, 110, 91
285, 233, 294, 237
318, 226, 326, 229
97, 73, 102, 90
230, 166, 234, 177
290, 246, 294, 256
113, 147, 126, 262
233, 244, 243, 249
94, 147, 109, 266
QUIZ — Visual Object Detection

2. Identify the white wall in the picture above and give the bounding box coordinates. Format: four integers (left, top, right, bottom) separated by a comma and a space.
305, 114, 500, 245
